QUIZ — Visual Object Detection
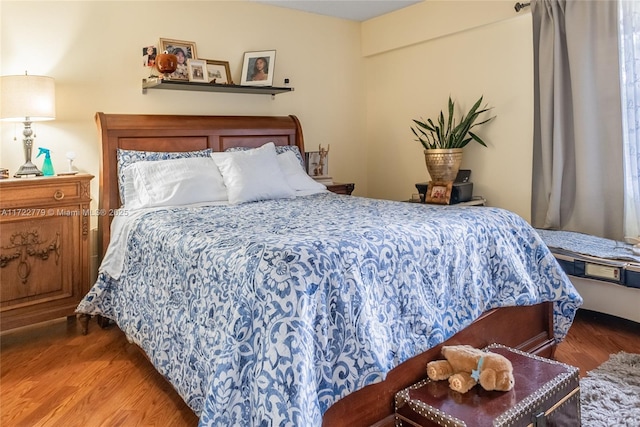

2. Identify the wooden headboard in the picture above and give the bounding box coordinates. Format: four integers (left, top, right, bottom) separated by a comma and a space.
95, 112, 305, 259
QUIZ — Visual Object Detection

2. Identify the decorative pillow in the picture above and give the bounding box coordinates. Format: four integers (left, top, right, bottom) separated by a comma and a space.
212, 142, 295, 205
277, 150, 326, 193
226, 144, 305, 168
122, 157, 227, 209
117, 148, 213, 204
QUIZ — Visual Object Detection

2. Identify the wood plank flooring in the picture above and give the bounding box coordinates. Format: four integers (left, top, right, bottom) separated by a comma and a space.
554, 309, 640, 376
1, 317, 198, 427
1, 309, 639, 427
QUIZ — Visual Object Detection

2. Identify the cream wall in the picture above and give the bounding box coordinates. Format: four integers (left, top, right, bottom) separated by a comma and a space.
2, 0, 536, 222
0, 0, 367, 205
363, 1, 534, 219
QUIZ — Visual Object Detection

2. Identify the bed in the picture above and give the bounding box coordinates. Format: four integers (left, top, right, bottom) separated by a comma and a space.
76, 113, 582, 427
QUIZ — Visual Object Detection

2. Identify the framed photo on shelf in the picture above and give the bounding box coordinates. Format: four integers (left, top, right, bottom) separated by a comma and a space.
187, 59, 208, 82
240, 50, 276, 86
159, 38, 197, 81
142, 45, 157, 68
425, 181, 453, 205
203, 59, 233, 84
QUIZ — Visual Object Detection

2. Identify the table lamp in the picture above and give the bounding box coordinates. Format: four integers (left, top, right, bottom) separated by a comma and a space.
0, 72, 56, 177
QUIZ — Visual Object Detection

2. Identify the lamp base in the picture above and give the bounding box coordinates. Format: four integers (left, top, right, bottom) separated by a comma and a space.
14, 161, 43, 177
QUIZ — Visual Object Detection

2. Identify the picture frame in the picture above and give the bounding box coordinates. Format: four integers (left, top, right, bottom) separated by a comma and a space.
240, 50, 276, 86
426, 181, 453, 205
305, 151, 329, 177
203, 59, 233, 84
142, 45, 157, 68
159, 38, 198, 81
187, 59, 208, 83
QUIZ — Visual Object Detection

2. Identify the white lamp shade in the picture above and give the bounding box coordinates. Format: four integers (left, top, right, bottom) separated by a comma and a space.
0, 74, 56, 122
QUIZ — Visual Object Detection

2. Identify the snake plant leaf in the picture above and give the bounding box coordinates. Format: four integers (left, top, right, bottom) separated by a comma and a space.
412, 121, 436, 149
469, 131, 488, 147
447, 97, 455, 135
410, 95, 495, 150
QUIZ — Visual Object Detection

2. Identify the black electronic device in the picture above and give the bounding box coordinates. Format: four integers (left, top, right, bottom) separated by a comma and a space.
450, 182, 473, 203
455, 169, 471, 183
414, 169, 473, 204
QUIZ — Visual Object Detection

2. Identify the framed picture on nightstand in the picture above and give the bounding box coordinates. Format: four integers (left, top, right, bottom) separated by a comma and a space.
305, 150, 330, 178
426, 181, 453, 205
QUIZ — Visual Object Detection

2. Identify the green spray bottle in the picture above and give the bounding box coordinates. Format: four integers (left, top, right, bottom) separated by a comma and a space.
37, 147, 55, 176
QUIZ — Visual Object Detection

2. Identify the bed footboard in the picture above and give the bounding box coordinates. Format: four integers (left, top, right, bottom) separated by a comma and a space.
322, 302, 554, 427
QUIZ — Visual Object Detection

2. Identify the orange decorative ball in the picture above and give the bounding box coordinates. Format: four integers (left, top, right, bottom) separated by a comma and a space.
156, 52, 178, 76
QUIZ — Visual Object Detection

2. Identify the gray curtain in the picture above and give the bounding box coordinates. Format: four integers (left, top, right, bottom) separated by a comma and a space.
531, 0, 624, 240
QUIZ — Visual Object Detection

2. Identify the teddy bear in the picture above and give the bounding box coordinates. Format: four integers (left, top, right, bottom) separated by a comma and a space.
426, 345, 515, 394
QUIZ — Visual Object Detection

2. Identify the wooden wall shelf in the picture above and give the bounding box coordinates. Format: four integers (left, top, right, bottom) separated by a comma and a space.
142, 78, 294, 97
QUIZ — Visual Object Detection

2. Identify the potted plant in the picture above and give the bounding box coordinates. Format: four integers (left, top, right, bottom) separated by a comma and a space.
411, 96, 495, 182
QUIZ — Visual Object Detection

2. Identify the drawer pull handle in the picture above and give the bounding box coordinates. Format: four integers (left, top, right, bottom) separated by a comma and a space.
53, 190, 65, 201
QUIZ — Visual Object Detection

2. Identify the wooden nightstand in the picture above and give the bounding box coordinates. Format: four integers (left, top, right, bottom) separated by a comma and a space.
430, 197, 486, 207
406, 196, 486, 206
326, 182, 355, 195
0, 174, 93, 332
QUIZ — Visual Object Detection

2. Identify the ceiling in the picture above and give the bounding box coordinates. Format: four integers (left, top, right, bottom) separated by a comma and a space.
257, 0, 422, 22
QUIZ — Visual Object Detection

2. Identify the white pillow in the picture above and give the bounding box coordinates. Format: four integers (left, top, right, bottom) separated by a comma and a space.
123, 157, 227, 209
212, 142, 295, 204
277, 150, 327, 193
116, 148, 213, 205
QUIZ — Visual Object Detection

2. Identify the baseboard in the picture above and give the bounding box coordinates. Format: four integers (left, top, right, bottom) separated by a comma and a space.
569, 276, 640, 323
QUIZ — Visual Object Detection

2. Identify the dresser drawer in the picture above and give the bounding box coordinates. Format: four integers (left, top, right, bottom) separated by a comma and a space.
0, 175, 91, 209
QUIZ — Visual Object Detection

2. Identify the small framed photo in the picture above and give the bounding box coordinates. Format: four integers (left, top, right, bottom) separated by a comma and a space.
241, 50, 276, 86
305, 147, 330, 177
142, 45, 157, 68
203, 59, 233, 84
187, 59, 208, 82
159, 38, 198, 81
426, 181, 453, 205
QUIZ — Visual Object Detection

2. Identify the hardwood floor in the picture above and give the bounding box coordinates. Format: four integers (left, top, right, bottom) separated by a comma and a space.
1, 317, 198, 427
554, 309, 640, 376
1, 309, 639, 427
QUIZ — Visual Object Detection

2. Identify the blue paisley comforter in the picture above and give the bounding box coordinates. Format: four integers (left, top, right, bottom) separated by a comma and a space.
77, 193, 582, 426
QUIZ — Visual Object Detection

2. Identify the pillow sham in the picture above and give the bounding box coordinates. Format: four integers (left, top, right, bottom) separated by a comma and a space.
277, 150, 326, 193
212, 142, 295, 205
123, 156, 227, 209
226, 144, 305, 168
117, 148, 213, 204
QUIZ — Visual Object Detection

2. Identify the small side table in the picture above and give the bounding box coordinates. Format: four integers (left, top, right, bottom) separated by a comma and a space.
447, 197, 486, 207
406, 196, 486, 206
326, 182, 355, 195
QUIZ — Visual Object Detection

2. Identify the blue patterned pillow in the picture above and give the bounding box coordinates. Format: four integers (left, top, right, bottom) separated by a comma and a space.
117, 148, 213, 204
226, 144, 305, 168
